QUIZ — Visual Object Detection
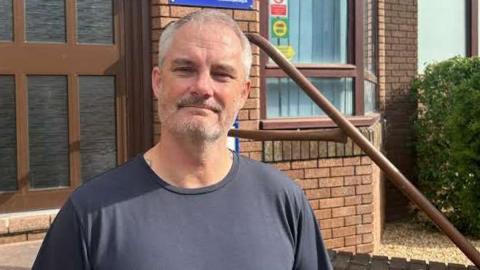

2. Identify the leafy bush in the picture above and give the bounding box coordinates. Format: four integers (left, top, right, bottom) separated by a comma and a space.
412, 56, 480, 236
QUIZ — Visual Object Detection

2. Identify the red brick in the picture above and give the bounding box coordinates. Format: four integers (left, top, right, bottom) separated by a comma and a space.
292, 160, 317, 169
249, 109, 259, 120
362, 214, 373, 224
28, 231, 47, 241
0, 219, 7, 234
356, 243, 374, 253
332, 226, 356, 238
357, 204, 373, 215
309, 200, 319, 209
233, 10, 257, 21
324, 237, 345, 249
362, 194, 373, 204
321, 229, 332, 240
237, 109, 249, 120
345, 235, 362, 246
242, 98, 259, 109
336, 246, 356, 253
305, 188, 330, 200
331, 186, 355, 197
240, 141, 262, 152
361, 156, 372, 165
345, 195, 362, 206
331, 166, 354, 177
332, 206, 356, 218
356, 165, 372, 175
343, 157, 361, 166
238, 120, 258, 130
344, 215, 362, 226
357, 224, 373, 234
362, 175, 373, 184
344, 176, 362, 186
305, 168, 330, 178
318, 177, 343, 188
0, 234, 27, 244
170, 6, 200, 17
319, 198, 344, 209
318, 158, 343, 167
362, 233, 373, 244
314, 209, 332, 219
271, 162, 291, 171
160, 17, 177, 28
356, 184, 372, 195
285, 169, 304, 179
296, 179, 318, 189
160, 6, 170, 16
319, 217, 345, 229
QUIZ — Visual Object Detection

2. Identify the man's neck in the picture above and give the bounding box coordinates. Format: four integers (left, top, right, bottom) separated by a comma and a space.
144, 131, 233, 189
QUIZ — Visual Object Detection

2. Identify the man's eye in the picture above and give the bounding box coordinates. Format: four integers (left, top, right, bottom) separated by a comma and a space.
174, 67, 194, 74
212, 72, 233, 81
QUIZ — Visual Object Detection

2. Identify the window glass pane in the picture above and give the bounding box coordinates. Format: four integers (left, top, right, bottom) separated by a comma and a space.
364, 0, 377, 74
25, 0, 66, 42
0, 76, 17, 191
28, 76, 69, 189
77, 0, 113, 44
364, 80, 377, 114
269, 0, 348, 64
266, 77, 353, 118
0, 0, 13, 41
418, 0, 466, 72
79, 76, 116, 181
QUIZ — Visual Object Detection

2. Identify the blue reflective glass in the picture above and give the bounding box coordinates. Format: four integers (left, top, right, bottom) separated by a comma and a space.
267, 77, 353, 118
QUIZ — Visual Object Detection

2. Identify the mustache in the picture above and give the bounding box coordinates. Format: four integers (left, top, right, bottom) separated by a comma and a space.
176, 95, 223, 113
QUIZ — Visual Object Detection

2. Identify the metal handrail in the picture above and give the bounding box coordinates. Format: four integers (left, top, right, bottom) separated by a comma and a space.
244, 33, 480, 267
228, 128, 347, 143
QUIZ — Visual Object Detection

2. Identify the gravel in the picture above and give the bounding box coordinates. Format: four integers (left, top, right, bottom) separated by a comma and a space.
373, 221, 480, 266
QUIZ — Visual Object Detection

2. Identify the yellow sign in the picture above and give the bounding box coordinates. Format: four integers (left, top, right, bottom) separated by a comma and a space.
271, 18, 288, 38
276, 45, 295, 60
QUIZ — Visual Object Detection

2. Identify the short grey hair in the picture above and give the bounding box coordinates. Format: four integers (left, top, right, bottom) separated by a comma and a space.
157, 10, 252, 80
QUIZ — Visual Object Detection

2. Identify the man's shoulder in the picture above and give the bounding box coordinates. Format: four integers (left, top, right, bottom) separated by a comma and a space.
237, 154, 304, 196
69, 155, 155, 213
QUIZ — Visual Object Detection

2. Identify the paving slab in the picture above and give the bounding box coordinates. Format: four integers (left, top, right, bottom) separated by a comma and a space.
0, 240, 41, 270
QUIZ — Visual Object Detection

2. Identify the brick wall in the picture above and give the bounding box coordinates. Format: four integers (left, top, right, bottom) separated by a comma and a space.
378, 0, 417, 221
0, 210, 57, 244
263, 122, 384, 253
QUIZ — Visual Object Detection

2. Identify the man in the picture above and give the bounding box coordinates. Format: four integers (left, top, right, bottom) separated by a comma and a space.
33, 10, 332, 270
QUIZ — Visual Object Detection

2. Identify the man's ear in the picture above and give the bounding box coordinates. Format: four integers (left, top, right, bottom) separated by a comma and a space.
239, 80, 251, 107
152, 66, 162, 99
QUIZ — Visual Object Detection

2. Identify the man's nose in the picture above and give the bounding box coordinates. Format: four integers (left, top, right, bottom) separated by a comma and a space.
191, 71, 214, 97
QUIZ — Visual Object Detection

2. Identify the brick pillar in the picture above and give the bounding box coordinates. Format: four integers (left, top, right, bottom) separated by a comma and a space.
378, 0, 418, 221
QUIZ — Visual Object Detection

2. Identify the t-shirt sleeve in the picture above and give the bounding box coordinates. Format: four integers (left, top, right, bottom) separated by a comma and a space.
293, 194, 333, 270
32, 199, 91, 270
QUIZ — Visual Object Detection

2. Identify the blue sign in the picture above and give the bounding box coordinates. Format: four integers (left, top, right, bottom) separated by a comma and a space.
170, 0, 253, 10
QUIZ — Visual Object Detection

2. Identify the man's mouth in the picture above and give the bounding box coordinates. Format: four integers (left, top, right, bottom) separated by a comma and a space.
179, 105, 220, 113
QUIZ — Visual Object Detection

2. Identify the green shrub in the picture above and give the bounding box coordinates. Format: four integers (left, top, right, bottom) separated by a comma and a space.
412, 56, 480, 236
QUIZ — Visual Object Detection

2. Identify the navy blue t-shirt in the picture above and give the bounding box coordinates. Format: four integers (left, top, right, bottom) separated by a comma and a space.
33, 153, 332, 270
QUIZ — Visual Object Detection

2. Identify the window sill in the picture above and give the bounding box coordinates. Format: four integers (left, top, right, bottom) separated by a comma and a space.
260, 113, 381, 130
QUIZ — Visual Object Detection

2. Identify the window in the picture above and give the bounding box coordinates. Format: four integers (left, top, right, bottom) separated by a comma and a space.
261, 0, 378, 129
418, 0, 467, 72
0, 0, 152, 213
418, 0, 479, 72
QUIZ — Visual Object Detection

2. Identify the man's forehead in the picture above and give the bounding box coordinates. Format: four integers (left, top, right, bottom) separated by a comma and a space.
173, 22, 242, 49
